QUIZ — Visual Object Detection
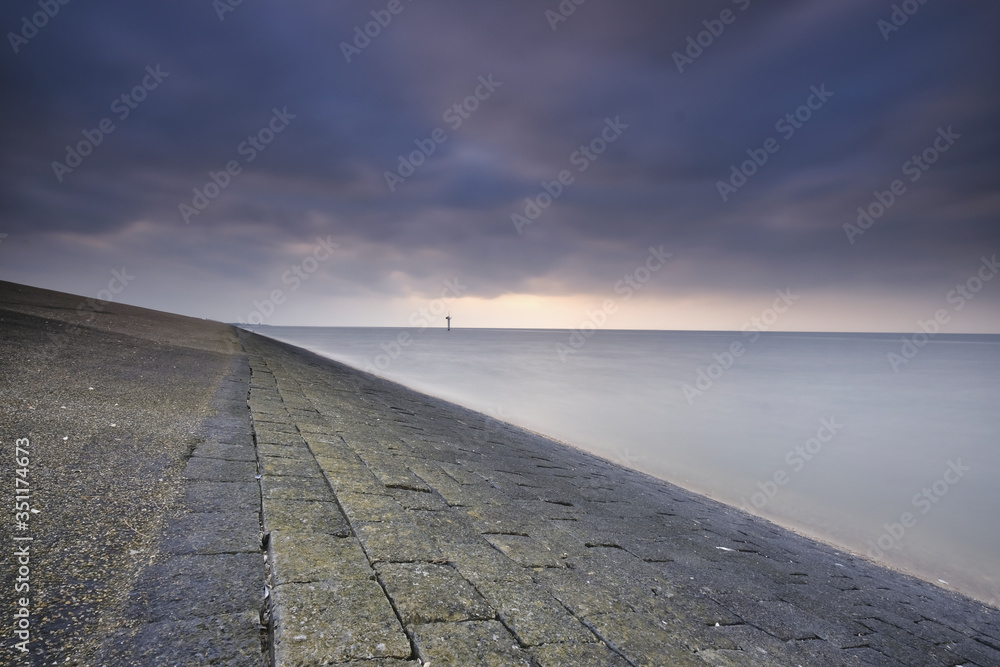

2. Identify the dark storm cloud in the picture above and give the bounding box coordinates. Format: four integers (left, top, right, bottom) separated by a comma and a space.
1, 0, 998, 311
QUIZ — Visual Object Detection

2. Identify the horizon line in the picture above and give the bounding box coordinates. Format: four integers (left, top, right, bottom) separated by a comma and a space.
236, 324, 1000, 337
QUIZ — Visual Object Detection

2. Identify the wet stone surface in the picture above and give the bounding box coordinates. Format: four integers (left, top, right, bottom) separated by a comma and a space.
241, 329, 1000, 667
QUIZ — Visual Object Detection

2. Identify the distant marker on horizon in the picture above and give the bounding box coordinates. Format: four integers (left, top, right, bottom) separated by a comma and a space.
446, 314, 451, 331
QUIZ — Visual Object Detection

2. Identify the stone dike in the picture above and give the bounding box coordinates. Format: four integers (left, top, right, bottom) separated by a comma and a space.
2, 280, 998, 665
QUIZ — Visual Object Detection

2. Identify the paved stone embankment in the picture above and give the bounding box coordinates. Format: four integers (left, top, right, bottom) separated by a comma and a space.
241, 331, 1000, 667
2, 279, 999, 666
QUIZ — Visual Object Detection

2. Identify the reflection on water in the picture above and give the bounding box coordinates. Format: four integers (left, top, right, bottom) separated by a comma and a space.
256, 326, 1000, 605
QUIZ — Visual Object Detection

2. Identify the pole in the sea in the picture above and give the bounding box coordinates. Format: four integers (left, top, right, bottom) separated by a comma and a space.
446, 315, 451, 331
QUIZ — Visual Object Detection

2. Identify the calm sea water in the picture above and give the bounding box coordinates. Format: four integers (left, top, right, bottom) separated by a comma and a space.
254, 326, 1000, 606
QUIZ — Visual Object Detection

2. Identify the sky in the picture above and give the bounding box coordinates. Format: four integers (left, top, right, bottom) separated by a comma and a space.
1, 0, 998, 332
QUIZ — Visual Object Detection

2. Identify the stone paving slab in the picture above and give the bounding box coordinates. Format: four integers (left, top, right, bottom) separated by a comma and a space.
262, 454, 325, 478
268, 530, 373, 584
259, 442, 315, 459
262, 498, 351, 536
183, 456, 259, 482
96, 610, 265, 667
412, 620, 533, 665
161, 511, 261, 555
337, 491, 410, 523
379, 561, 494, 626
241, 329, 1000, 667
182, 480, 261, 512
193, 440, 259, 461
482, 579, 594, 647
262, 474, 337, 502
355, 521, 443, 564
124, 553, 262, 624
271, 580, 412, 664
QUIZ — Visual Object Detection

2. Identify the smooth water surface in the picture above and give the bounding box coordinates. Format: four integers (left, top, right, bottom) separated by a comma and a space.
255, 325, 1000, 605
